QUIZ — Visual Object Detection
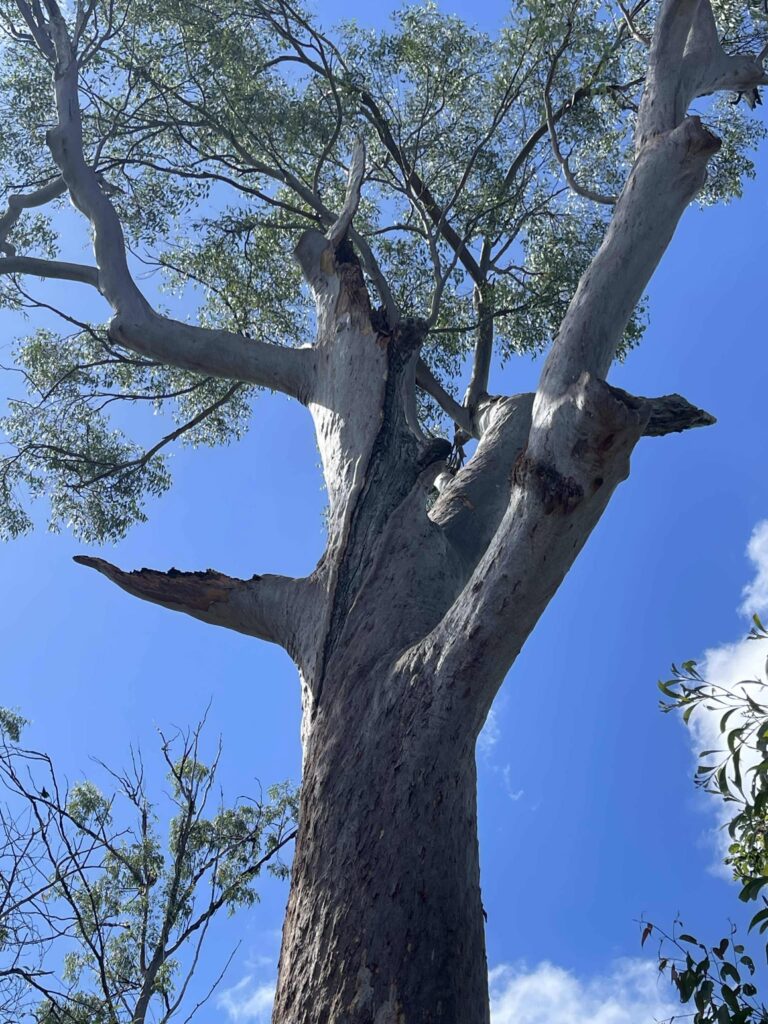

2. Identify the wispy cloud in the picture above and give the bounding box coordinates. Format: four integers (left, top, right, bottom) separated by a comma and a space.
217, 975, 276, 1023
739, 520, 768, 617
479, 704, 524, 802
684, 519, 768, 868
489, 959, 676, 1024
218, 958, 675, 1022
479, 706, 501, 756
500, 763, 524, 801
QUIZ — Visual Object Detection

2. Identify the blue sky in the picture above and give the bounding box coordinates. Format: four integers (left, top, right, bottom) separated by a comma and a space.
2, 1, 768, 1021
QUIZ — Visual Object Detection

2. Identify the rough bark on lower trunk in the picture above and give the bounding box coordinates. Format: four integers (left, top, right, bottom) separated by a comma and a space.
273, 664, 488, 1024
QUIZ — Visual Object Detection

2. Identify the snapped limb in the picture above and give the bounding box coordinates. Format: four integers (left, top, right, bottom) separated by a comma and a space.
73, 556, 321, 671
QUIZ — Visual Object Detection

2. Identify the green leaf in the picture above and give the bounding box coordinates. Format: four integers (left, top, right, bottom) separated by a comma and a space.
740, 877, 768, 902
721, 708, 739, 733
721, 984, 741, 1014
720, 962, 740, 985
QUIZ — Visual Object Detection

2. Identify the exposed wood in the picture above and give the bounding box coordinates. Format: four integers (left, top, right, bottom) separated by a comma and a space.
72, 556, 319, 670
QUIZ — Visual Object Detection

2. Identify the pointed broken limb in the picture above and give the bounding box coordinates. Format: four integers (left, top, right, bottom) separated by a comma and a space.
620, 388, 716, 435
72, 556, 319, 669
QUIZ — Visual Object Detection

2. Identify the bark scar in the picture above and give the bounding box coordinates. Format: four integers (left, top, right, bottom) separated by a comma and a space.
512, 453, 584, 514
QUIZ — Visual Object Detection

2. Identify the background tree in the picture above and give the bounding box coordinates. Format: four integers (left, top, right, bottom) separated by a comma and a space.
0, 711, 297, 1024
0, 0, 767, 1019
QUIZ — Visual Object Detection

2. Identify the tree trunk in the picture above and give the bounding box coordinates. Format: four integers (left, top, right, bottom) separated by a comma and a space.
273, 663, 489, 1024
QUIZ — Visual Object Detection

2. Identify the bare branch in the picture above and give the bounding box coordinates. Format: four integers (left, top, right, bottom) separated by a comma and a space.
0, 176, 65, 256
22, 4, 315, 401
326, 140, 365, 250
12, 0, 54, 60
543, 26, 617, 206
356, 89, 484, 286
0, 255, 99, 286
415, 359, 474, 437
540, 117, 719, 397
616, 0, 651, 47
463, 281, 495, 419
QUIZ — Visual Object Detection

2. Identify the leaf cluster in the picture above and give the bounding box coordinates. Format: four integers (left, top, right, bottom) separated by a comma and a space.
0, 0, 765, 539
645, 617, 768, 1023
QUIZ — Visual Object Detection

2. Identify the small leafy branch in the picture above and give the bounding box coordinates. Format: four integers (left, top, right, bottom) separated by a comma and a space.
641, 616, 768, 1024
659, 615, 768, 894
0, 711, 297, 1024
640, 917, 766, 1024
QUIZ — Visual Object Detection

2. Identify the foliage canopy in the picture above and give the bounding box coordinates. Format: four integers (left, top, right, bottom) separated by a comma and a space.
0, 0, 765, 539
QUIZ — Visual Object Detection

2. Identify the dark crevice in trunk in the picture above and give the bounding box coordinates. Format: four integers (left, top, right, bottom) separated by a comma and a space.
313, 315, 450, 712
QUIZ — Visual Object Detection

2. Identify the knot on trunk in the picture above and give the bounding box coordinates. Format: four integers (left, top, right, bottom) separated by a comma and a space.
678, 115, 722, 159
371, 309, 427, 355
417, 436, 452, 470
512, 454, 584, 514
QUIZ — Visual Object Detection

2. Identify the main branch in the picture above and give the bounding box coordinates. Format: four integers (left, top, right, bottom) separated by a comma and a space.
416, 0, 735, 733
20, 0, 315, 401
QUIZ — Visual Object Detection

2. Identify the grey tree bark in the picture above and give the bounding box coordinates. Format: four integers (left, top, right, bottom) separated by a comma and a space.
3, 0, 766, 1020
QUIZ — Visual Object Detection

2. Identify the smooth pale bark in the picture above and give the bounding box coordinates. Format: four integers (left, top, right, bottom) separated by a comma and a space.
15, 0, 763, 1019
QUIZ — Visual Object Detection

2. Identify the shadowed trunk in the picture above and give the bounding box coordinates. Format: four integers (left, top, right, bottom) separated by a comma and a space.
274, 663, 488, 1024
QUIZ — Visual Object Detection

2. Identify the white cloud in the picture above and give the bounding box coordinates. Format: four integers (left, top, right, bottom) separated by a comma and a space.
217, 975, 276, 1023
489, 959, 676, 1024
685, 520, 768, 867
218, 959, 676, 1023
739, 519, 768, 617
479, 706, 501, 755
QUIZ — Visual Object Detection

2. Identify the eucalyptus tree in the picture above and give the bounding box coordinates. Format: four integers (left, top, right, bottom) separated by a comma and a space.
1, 0, 767, 1019
0, 713, 297, 1024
